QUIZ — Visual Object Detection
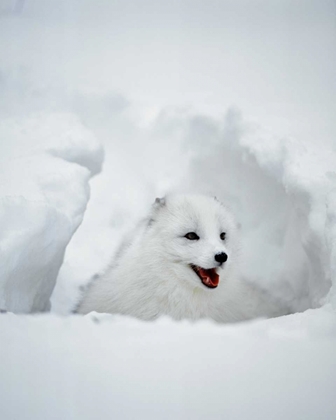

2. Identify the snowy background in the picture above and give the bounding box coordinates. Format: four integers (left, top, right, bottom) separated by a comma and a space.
0, 0, 336, 419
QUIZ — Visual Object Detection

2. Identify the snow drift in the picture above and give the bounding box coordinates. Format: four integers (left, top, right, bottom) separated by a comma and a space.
1, 310, 335, 420
182, 110, 336, 312
0, 112, 103, 312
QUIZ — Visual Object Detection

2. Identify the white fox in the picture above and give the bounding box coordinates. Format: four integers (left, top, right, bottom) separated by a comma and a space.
78, 194, 283, 322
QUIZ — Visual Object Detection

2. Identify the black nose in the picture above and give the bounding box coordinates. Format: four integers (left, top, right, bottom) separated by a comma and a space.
215, 252, 228, 264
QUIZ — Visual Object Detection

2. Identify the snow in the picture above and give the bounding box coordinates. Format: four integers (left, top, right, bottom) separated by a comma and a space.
181, 110, 336, 312
0, 113, 103, 312
1, 309, 336, 420
0, 0, 336, 418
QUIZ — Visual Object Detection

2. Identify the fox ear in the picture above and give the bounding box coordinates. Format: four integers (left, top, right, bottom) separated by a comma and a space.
153, 197, 166, 209
148, 197, 166, 226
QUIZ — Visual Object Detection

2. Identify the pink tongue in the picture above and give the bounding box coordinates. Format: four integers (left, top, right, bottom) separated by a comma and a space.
198, 268, 219, 288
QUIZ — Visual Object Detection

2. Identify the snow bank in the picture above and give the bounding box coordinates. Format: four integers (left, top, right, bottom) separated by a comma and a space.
49, 105, 336, 317
181, 110, 336, 313
0, 310, 335, 420
0, 113, 103, 313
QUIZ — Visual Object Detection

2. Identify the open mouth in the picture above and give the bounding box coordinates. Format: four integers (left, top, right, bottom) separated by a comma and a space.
190, 265, 219, 289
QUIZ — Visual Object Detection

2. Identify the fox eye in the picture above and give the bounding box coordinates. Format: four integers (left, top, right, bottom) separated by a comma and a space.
185, 232, 200, 240
220, 232, 226, 240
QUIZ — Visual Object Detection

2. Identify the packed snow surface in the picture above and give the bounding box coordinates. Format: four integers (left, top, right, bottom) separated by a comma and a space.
1, 1, 336, 419
1, 309, 336, 420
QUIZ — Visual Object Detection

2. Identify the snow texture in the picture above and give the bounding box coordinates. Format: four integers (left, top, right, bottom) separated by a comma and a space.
0, 309, 336, 420
181, 111, 336, 312
0, 113, 103, 312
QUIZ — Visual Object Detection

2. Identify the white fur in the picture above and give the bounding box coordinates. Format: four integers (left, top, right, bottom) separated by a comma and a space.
78, 194, 283, 322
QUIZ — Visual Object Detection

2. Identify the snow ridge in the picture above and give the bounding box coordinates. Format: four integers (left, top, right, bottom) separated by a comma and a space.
0, 112, 103, 313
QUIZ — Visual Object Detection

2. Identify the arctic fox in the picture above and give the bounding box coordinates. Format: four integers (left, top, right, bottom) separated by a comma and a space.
78, 194, 282, 322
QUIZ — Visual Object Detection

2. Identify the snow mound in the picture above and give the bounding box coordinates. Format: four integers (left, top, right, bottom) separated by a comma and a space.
0, 310, 335, 420
180, 110, 336, 313
0, 113, 103, 313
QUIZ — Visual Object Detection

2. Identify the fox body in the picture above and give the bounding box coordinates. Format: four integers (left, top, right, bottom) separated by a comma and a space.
78, 194, 280, 322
